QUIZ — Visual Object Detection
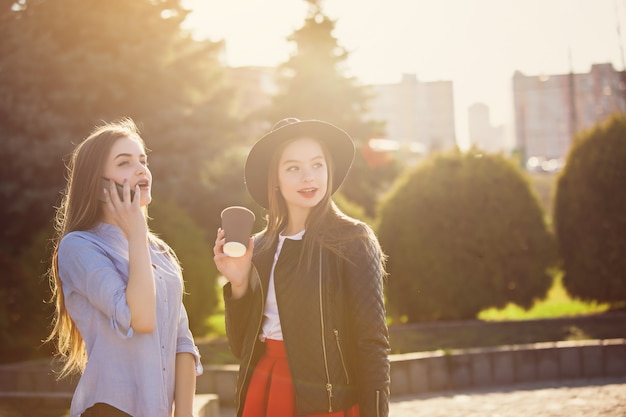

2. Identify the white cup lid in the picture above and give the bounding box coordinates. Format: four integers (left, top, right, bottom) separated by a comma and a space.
224, 241, 247, 257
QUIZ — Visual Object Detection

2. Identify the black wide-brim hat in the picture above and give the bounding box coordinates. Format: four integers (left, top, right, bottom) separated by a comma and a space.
244, 118, 356, 209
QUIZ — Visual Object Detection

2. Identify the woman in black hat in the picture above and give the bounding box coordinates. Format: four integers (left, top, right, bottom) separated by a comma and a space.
213, 118, 390, 417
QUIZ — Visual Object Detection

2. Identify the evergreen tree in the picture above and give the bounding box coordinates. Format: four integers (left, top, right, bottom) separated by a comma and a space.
263, 0, 397, 217
0, 0, 237, 349
0, 0, 235, 252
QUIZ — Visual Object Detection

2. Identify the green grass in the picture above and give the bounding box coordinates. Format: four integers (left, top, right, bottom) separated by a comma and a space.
478, 270, 611, 321
388, 270, 623, 354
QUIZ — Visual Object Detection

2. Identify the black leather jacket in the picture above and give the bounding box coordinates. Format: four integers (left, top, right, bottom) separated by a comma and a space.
223, 223, 390, 417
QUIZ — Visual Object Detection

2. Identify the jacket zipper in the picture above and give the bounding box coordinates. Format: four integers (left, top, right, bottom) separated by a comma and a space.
236, 267, 265, 416
333, 329, 350, 384
376, 390, 380, 417
319, 251, 333, 412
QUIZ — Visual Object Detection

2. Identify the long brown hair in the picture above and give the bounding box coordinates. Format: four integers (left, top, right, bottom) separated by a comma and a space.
256, 137, 387, 273
45, 118, 173, 378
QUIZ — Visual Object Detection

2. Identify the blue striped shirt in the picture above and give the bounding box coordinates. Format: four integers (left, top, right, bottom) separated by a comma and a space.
58, 222, 202, 417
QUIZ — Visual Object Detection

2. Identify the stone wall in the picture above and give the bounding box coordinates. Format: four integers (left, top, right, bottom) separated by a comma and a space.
1, 338, 624, 415
195, 338, 626, 406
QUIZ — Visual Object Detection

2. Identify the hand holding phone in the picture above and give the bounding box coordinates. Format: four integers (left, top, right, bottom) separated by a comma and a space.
100, 178, 135, 202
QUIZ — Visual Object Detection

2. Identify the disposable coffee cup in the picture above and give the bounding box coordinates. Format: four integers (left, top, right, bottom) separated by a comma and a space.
221, 206, 255, 257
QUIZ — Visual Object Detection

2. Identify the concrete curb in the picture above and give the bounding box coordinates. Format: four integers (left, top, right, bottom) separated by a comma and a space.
193, 393, 220, 417
389, 338, 626, 397
196, 338, 626, 407
1, 338, 624, 416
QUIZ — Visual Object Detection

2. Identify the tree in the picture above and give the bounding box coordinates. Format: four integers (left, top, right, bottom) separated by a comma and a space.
553, 113, 626, 306
0, 0, 239, 360
0, 250, 48, 362
0, 0, 236, 252
0, 227, 55, 363
148, 197, 219, 336
262, 0, 395, 217
378, 150, 557, 322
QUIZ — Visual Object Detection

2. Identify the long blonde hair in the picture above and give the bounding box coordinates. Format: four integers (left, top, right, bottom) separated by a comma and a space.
46, 118, 173, 378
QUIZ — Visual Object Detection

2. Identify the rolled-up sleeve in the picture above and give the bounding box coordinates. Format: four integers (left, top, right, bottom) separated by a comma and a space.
176, 305, 203, 375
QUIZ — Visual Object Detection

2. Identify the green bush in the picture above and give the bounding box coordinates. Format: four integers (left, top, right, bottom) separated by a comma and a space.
553, 113, 626, 305
149, 197, 219, 337
377, 150, 556, 322
0, 229, 55, 363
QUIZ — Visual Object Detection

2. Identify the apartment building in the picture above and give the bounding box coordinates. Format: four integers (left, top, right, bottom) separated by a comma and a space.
226, 68, 457, 156
468, 102, 506, 153
512, 63, 626, 164
367, 73, 456, 153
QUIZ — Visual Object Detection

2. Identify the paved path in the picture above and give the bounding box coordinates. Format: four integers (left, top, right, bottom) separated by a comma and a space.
219, 376, 626, 416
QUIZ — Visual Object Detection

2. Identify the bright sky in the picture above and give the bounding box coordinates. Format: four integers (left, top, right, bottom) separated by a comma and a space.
181, 0, 626, 148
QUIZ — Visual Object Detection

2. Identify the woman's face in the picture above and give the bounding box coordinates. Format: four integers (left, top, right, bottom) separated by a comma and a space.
102, 136, 152, 206
277, 137, 328, 215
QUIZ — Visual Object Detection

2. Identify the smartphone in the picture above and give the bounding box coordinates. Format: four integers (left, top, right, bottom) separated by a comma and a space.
100, 178, 135, 202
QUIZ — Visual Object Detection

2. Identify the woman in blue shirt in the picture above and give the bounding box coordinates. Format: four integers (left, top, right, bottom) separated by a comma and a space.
46, 118, 202, 417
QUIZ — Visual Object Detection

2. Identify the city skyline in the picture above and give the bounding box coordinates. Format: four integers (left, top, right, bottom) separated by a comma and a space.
181, 0, 626, 148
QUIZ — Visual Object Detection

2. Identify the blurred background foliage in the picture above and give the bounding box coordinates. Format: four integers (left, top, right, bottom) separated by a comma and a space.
378, 150, 557, 322
0, 0, 624, 364
554, 113, 626, 305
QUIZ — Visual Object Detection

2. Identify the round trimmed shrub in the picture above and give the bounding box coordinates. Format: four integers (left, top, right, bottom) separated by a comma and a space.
378, 150, 556, 322
553, 113, 626, 305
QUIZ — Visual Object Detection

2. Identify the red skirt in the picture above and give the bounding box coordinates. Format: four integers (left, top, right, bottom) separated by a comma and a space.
242, 339, 360, 417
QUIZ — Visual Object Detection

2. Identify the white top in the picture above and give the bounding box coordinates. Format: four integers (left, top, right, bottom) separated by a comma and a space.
259, 229, 305, 342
